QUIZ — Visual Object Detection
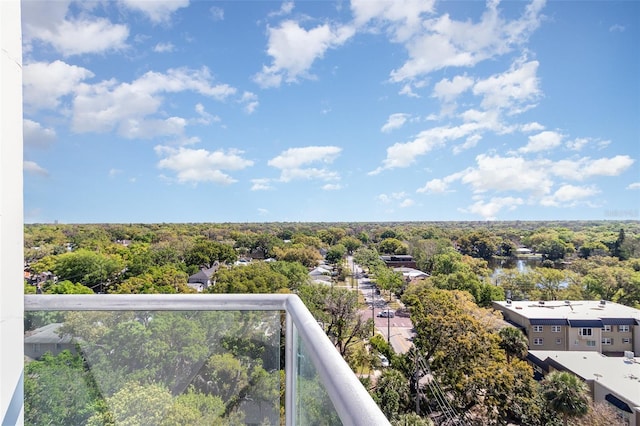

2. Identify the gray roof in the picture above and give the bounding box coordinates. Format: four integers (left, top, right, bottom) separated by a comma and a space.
494, 300, 640, 322
529, 350, 640, 409
24, 323, 73, 345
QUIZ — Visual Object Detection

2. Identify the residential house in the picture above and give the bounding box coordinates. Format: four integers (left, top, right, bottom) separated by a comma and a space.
187, 263, 218, 292
380, 255, 417, 268
24, 323, 76, 360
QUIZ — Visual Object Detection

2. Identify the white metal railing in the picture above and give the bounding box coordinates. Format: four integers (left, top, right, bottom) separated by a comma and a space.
24, 294, 390, 426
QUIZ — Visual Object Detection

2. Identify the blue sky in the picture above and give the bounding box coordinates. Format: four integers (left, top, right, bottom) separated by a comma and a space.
21, 0, 639, 223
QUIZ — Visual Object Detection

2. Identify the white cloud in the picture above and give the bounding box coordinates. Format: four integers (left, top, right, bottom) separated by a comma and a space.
254, 20, 355, 88
350, 0, 436, 42
23, 61, 94, 110
627, 182, 640, 190
377, 191, 410, 204
23, 119, 56, 150
550, 155, 635, 180
466, 196, 524, 220
540, 184, 600, 207
72, 67, 236, 137
400, 198, 415, 208
370, 119, 498, 174
118, 0, 189, 24
461, 154, 553, 195
193, 103, 220, 125
240, 91, 259, 114
268, 146, 342, 183
210, 6, 224, 21
109, 168, 123, 177
381, 113, 410, 133
155, 146, 253, 184
565, 137, 589, 151
609, 24, 625, 32
24, 12, 129, 57
432, 74, 474, 103
24, 160, 49, 176
452, 134, 483, 154
268, 1, 294, 17
521, 122, 545, 132
389, 0, 545, 82
518, 130, 564, 153
322, 183, 342, 191
153, 42, 175, 53
417, 178, 448, 193
473, 59, 541, 114
251, 178, 274, 191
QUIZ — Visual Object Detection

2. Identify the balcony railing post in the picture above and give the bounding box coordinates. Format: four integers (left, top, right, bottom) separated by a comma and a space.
285, 311, 296, 426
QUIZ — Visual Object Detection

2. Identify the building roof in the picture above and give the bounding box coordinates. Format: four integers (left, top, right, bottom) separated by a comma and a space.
392, 267, 429, 279
24, 323, 73, 345
493, 300, 640, 324
529, 350, 640, 409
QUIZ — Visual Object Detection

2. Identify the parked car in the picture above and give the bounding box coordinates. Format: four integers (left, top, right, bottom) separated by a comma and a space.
396, 308, 410, 317
377, 309, 395, 318
377, 354, 390, 367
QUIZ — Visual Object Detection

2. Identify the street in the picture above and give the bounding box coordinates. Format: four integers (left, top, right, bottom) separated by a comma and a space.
347, 256, 415, 354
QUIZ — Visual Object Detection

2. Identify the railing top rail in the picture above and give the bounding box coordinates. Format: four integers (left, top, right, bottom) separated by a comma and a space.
24, 293, 289, 311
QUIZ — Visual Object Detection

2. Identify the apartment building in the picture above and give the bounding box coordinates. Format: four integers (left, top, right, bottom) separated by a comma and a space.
492, 300, 640, 356
528, 350, 640, 426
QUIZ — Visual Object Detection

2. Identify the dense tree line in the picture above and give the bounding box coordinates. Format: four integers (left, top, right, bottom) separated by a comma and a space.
23, 221, 638, 424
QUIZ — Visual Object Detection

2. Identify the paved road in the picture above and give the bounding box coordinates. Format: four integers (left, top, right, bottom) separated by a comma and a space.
348, 256, 415, 354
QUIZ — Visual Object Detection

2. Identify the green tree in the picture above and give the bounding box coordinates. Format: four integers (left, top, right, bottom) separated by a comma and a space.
379, 238, 408, 255
339, 236, 362, 254
44, 279, 94, 294
373, 369, 411, 420
25, 351, 105, 426
325, 244, 347, 264
52, 249, 125, 292
299, 284, 372, 357
541, 371, 590, 426
86, 382, 174, 426
210, 262, 290, 293
498, 326, 528, 363
186, 239, 237, 269
457, 230, 498, 260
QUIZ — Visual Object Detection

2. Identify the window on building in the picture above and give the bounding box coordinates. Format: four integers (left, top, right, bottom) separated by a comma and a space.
579, 328, 592, 336
555, 338, 562, 345
533, 325, 543, 332
586, 340, 596, 347
602, 325, 611, 332
619, 325, 630, 332
622, 338, 631, 344
533, 338, 544, 346
551, 325, 561, 332
602, 338, 613, 345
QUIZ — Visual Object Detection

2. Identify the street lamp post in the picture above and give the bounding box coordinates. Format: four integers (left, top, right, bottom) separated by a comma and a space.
371, 284, 375, 337
387, 311, 390, 345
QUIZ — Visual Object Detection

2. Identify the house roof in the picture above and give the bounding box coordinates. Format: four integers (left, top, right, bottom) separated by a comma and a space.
529, 350, 640, 409
24, 323, 73, 345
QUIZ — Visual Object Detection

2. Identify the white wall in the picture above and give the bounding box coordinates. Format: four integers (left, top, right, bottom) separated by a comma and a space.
0, 0, 24, 424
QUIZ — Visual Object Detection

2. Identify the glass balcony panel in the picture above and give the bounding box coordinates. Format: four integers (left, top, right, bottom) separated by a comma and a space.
24, 294, 391, 426
24, 310, 282, 425
296, 333, 341, 425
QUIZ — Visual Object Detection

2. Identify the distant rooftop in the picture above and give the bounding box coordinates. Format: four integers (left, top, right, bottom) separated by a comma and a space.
529, 350, 640, 408
494, 300, 640, 322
